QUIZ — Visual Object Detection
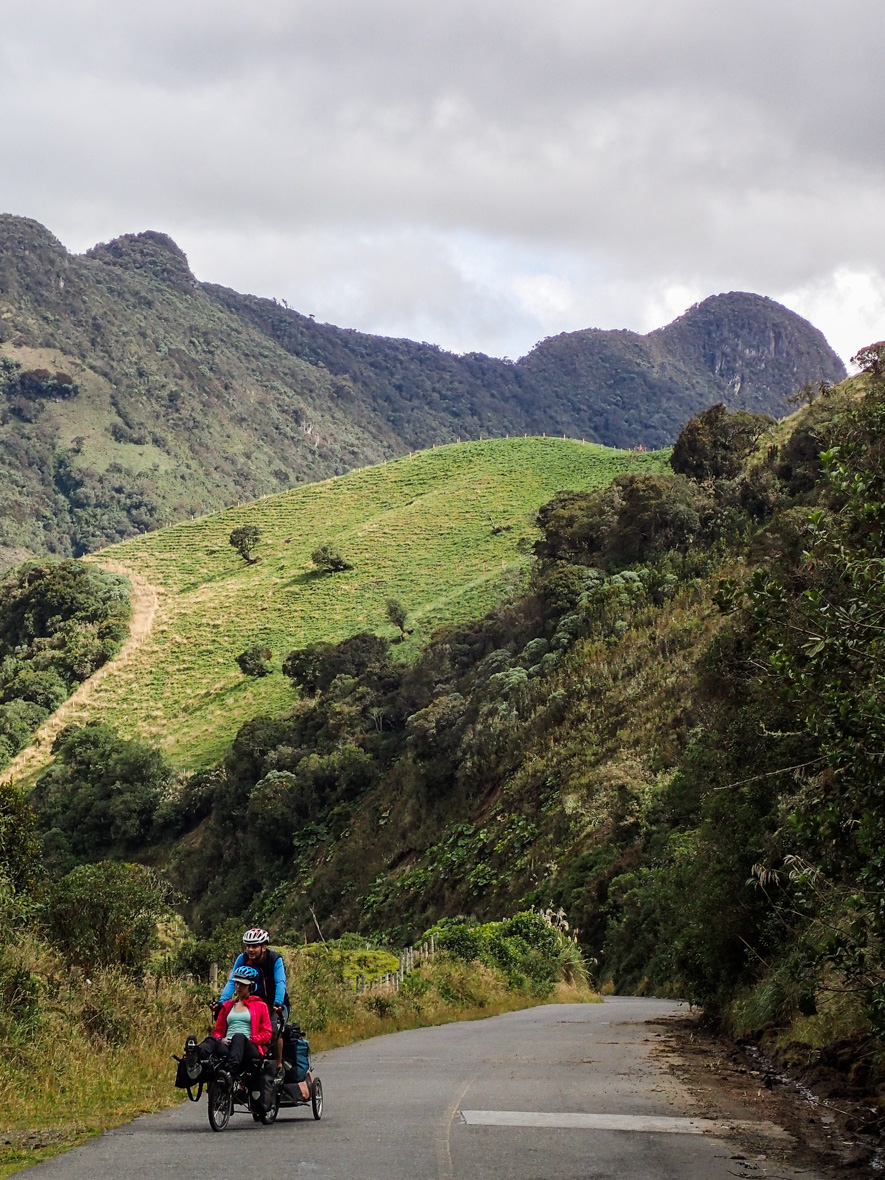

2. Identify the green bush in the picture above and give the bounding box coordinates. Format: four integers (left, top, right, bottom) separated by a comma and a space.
423, 910, 587, 998
670, 403, 773, 482
236, 645, 272, 677
32, 723, 172, 857
47, 861, 173, 973
311, 543, 353, 573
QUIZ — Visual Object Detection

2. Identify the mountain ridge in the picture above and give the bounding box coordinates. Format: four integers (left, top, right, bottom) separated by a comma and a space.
0, 215, 845, 561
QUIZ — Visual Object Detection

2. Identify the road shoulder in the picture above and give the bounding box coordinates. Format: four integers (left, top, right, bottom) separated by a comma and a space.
659, 1016, 882, 1176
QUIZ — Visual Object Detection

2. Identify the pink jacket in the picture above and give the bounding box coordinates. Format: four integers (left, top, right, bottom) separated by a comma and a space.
212, 995, 272, 1053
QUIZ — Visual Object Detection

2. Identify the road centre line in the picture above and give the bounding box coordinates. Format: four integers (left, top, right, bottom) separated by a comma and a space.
459, 1111, 792, 1138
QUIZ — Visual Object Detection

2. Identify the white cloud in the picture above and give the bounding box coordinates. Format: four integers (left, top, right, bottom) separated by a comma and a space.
778, 269, 885, 368
1, 0, 883, 363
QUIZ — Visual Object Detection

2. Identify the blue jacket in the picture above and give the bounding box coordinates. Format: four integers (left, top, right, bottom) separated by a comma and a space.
220, 949, 287, 1008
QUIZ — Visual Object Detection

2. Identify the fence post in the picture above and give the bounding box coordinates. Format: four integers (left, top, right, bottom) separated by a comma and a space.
209, 962, 218, 989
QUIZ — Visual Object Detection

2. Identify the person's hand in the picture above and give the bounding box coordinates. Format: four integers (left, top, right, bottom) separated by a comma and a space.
210, 1001, 223, 1018
273, 1003, 283, 1014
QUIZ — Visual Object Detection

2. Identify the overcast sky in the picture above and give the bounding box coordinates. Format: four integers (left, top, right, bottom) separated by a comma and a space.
2, 0, 882, 363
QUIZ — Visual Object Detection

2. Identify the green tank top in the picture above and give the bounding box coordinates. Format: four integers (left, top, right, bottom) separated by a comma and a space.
226, 1006, 252, 1040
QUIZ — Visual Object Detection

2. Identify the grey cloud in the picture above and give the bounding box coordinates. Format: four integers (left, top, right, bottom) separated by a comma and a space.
1, 0, 883, 363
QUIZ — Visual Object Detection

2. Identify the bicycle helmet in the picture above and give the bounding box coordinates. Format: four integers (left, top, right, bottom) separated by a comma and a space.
231, 965, 260, 990
242, 927, 270, 946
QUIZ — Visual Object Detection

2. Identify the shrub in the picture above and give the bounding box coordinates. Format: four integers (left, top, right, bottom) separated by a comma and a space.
0, 700, 48, 756
32, 723, 172, 856
670, 403, 773, 482
311, 543, 353, 573
385, 597, 410, 636
229, 525, 261, 564
283, 632, 390, 695
236, 645, 272, 677
46, 861, 173, 973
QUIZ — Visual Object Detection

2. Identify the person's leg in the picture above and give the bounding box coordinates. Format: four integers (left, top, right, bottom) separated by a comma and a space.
197, 1036, 225, 1061
270, 1008, 287, 1071
226, 1032, 249, 1074
242, 1041, 263, 1072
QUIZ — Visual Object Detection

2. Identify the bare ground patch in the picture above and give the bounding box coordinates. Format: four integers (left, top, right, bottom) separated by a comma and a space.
654, 1015, 884, 1177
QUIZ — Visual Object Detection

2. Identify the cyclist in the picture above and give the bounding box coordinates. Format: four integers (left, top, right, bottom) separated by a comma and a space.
195, 965, 272, 1076
217, 927, 289, 1076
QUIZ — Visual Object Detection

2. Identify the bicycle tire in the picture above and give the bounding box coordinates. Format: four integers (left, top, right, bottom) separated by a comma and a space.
207, 1072, 233, 1131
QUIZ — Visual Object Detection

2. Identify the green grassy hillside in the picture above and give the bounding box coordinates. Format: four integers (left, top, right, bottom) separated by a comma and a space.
62, 437, 667, 768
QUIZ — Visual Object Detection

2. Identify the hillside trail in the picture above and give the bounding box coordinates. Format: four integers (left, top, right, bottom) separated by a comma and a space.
0, 559, 160, 787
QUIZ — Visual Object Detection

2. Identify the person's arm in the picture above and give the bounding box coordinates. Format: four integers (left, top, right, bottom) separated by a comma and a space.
213, 1002, 230, 1039
218, 954, 244, 1002
250, 999, 273, 1048
273, 954, 287, 1005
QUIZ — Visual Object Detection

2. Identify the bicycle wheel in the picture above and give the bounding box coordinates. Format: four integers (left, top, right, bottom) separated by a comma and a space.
311, 1077, 323, 1120
207, 1071, 233, 1131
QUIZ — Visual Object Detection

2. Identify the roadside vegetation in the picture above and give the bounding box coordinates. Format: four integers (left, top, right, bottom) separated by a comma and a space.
0, 866, 592, 1176
40, 356, 883, 1100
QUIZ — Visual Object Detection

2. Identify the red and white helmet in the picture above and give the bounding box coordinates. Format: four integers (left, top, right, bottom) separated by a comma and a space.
242, 927, 270, 947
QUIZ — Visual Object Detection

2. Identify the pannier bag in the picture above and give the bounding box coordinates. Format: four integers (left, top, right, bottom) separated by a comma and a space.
174, 1054, 203, 1089
252, 1059, 278, 1114
282, 1027, 311, 1083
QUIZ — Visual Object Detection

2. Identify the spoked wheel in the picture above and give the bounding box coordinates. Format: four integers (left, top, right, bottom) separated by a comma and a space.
207, 1071, 233, 1131
311, 1076, 323, 1120
260, 1093, 280, 1125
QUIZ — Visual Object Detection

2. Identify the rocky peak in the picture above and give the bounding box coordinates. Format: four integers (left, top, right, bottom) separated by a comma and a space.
85, 230, 197, 293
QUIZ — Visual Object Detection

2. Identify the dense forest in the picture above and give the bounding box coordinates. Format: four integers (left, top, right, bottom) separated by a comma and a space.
0, 214, 844, 564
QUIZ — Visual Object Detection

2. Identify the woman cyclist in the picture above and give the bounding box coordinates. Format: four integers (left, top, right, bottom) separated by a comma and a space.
195, 965, 272, 1076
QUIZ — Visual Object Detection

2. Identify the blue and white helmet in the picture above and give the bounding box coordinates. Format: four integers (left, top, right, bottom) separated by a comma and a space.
231, 965, 260, 991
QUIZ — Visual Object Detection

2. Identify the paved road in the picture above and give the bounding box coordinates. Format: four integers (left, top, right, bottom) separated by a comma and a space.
29, 998, 823, 1179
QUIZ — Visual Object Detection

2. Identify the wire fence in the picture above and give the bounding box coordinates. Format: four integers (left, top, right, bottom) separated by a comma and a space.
354, 938, 437, 995
206, 936, 438, 997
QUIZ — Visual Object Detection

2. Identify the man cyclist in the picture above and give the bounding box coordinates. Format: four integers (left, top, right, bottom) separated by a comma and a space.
217, 928, 289, 1077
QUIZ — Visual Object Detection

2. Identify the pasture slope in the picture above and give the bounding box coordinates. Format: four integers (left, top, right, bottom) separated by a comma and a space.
31, 437, 667, 771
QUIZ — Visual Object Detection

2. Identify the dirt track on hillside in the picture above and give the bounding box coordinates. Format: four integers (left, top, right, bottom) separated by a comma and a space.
0, 559, 159, 786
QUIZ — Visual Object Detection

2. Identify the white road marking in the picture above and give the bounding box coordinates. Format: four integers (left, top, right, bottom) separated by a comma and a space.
459, 1111, 791, 1139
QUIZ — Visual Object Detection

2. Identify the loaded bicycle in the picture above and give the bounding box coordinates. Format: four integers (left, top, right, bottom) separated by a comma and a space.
174, 1020, 323, 1131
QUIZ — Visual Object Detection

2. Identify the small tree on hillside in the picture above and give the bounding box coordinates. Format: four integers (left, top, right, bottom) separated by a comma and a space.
311, 543, 353, 573
237, 645, 273, 677
852, 341, 885, 376
385, 597, 411, 638
229, 525, 261, 565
